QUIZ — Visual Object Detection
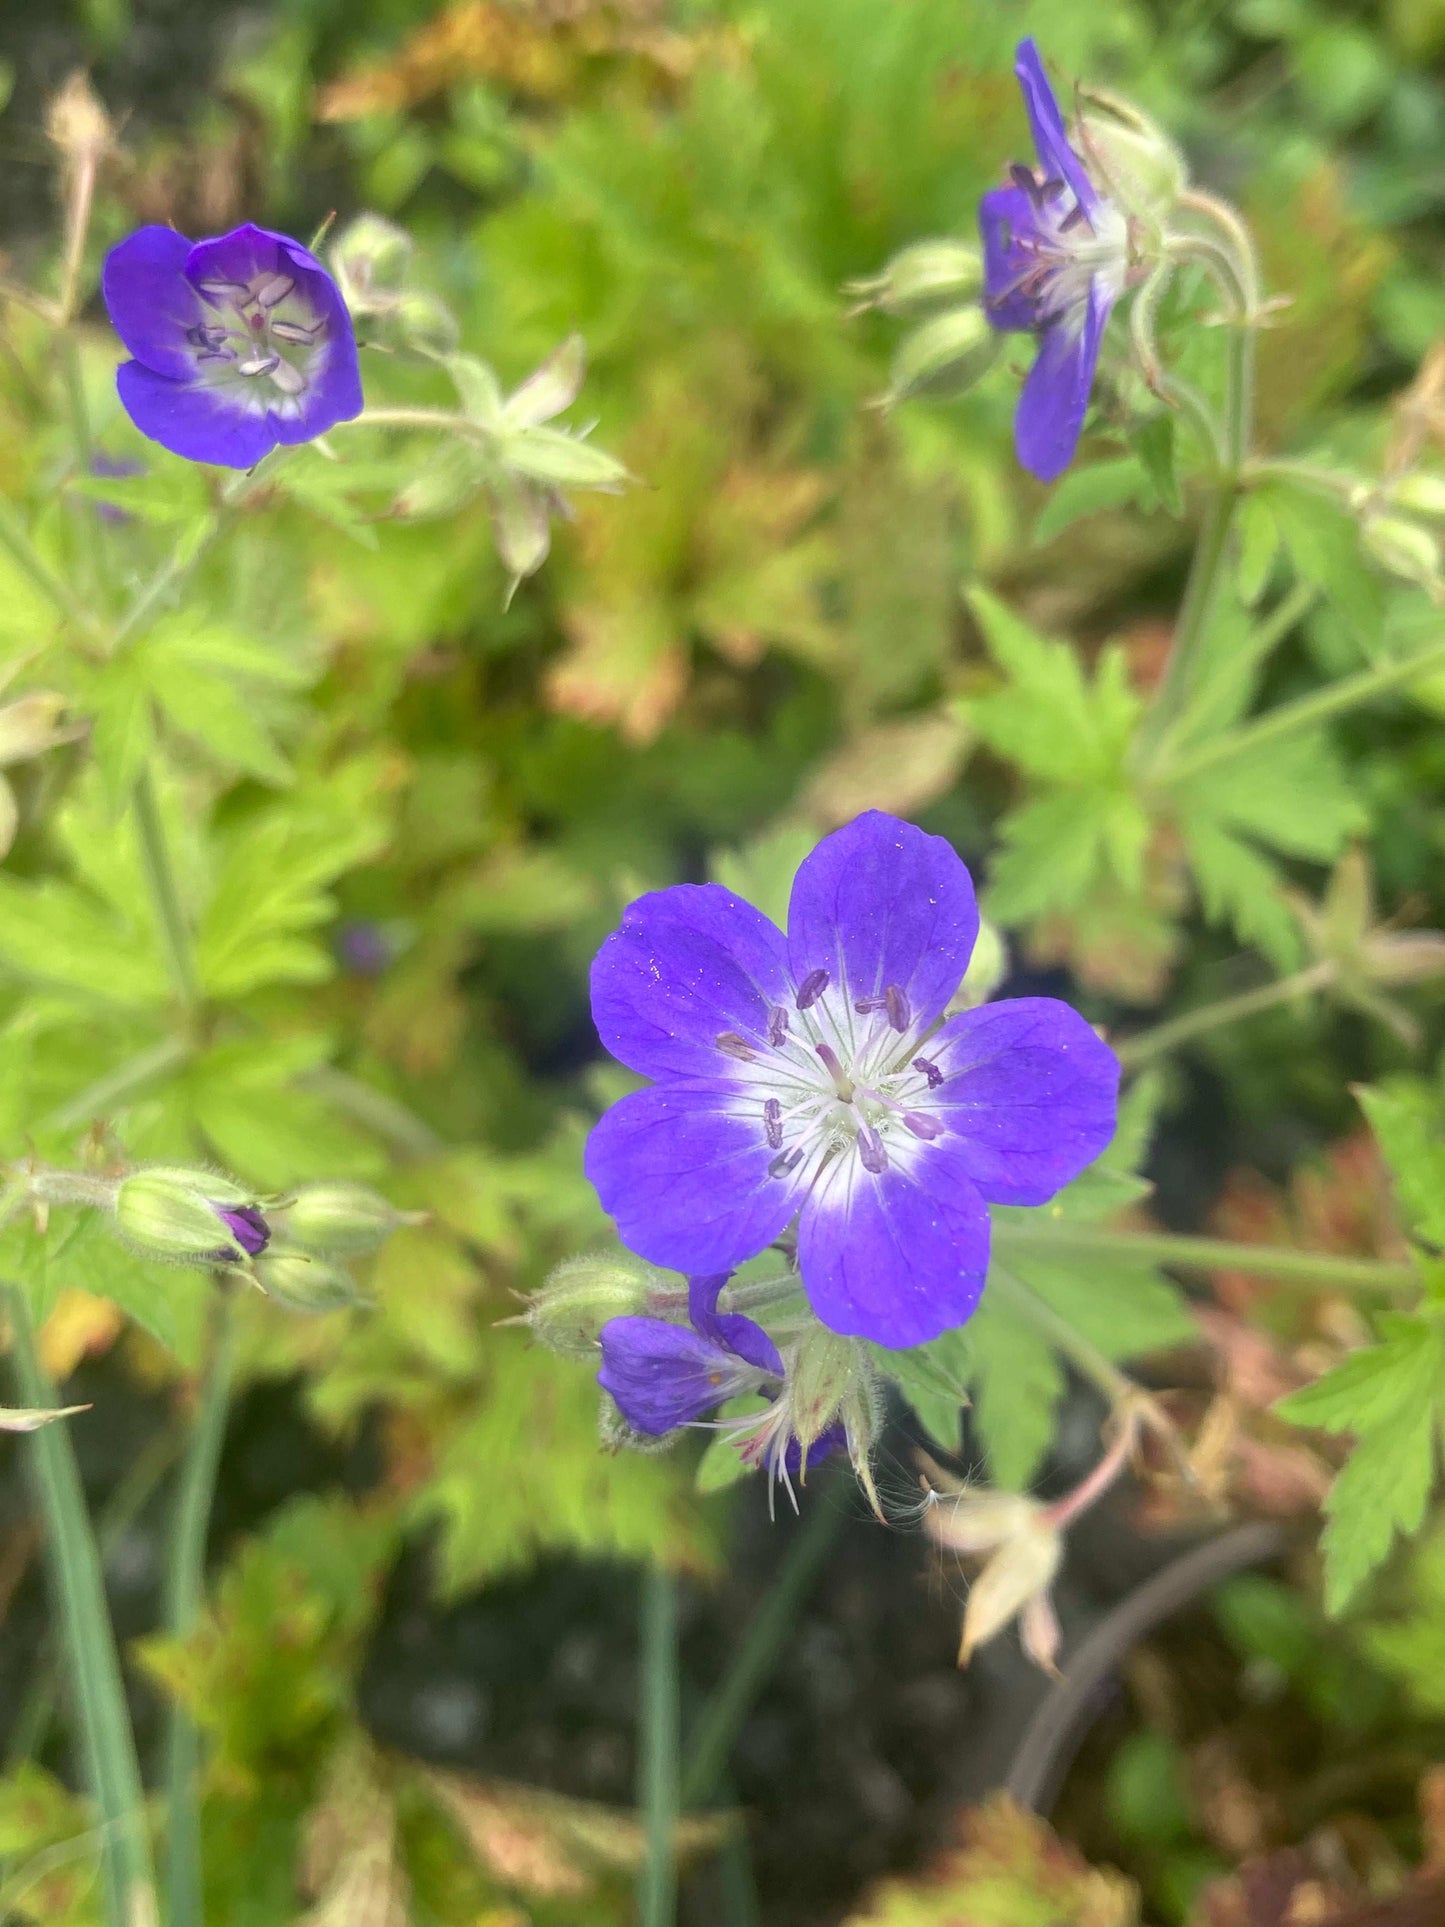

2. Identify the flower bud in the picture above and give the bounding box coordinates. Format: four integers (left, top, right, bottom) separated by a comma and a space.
113, 1167, 270, 1266
255, 1249, 362, 1314
46, 72, 113, 165
947, 919, 1008, 1014
957, 1518, 1063, 1666
845, 240, 983, 317
525, 1252, 670, 1360
1361, 515, 1443, 594
395, 289, 460, 356
0, 693, 71, 768
276, 1181, 422, 1257
884, 306, 1001, 405
1386, 472, 1445, 521
1077, 101, 1187, 221
329, 213, 413, 314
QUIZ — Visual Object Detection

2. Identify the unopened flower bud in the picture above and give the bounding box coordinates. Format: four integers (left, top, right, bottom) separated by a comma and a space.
1362, 515, 1442, 594
957, 1518, 1062, 1666
0, 693, 71, 768
395, 289, 460, 356
46, 72, 113, 164
329, 213, 412, 314
526, 1252, 670, 1360
845, 240, 983, 317
884, 306, 1001, 405
1386, 471, 1445, 521
113, 1167, 270, 1266
255, 1249, 361, 1313
276, 1181, 422, 1257
1078, 100, 1187, 221
948, 919, 1007, 1014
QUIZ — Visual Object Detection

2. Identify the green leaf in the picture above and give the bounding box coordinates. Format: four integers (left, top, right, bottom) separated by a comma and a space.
876, 1328, 970, 1454
1355, 1080, 1445, 1248
1133, 416, 1181, 516
1236, 493, 1280, 606
987, 788, 1150, 924
0, 876, 165, 1008
962, 1294, 1064, 1490
1260, 481, 1383, 651
711, 823, 814, 930
964, 591, 1140, 783
1031, 458, 1151, 546
1175, 814, 1304, 969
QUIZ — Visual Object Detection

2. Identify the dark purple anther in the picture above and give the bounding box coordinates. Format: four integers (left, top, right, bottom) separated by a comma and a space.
764, 1099, 783, 1149
217, 1205, 270, 1258
913, 1056, 944, 1089
794, 968, 829, 1011
856, 1125, 889, 1174
904, 1112, 943, 1141
768, 1006, 790, 1047
885, 985, 911, 1033
768, 1147, 805, 1179
716, 1032, 759, 1062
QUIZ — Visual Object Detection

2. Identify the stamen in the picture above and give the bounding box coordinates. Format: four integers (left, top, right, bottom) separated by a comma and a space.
252, 273, 296, 308
764, 1099, 783, 1150
853, 995, 886, 1014
270, 318, 320, 345
270, 361, 306, 396
1009, 162, 1043, 204
794, 968, 829, 1010
237, 353, 280, 377
904, 1112, 943, 1141
885, 985, 911, 1033
768, 1147, 804, 1179
767, 1006, 789, 1047
716, 1031, 759, 1062
815, 1043, 854, 1102
856, 1125, 888, 1174
913, 1056, 944, 1089
197, 278, 250, 302
1059, 201, 1090, 233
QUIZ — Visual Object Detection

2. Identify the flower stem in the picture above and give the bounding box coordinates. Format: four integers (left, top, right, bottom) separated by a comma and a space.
1116, 960, 1335, 1068
679, 1487, 843, 1809
637, 1565, 680, 1927
990, 1218, 1417, 1292
7, 1288, 159, 1927
40, 1036, 192, 1138
132, 766, 201, 1017
1162, 637, 1445, 786
161, 1294, 235, 1927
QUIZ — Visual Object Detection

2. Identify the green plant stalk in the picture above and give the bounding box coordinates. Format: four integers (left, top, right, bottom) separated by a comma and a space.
8, 1289, 159, 1927
40, 1037, 193, 1137
1116, 960, 1335, 1068
161, 1295, 235, 1927
991, 1217, 1417, 1292
680, 1488, 843, 1809
132, 765, 201, 1016
638, 1565, 680, 1927
1163, 636, 1445, 786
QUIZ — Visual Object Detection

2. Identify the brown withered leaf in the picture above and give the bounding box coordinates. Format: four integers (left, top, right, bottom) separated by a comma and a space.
424, 1767, 729, 1900
298, 1738, 410, 1927
843, 1794, 1139, 1927
801, 713, 972, 828
1189, 1841, 1445, 1927
315, 0, 692, 122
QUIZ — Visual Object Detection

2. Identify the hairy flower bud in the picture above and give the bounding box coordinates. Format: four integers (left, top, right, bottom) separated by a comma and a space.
526, 1252, 671, 1360
113, 1167, 270, 1266
1077, 96, 1187, 222
255, 1249, 362, 1313
1361, 514, 1443, 595
884, 306, 1001, 405
329, 213, 412, 315
846, 240, 983, 317
395, 289, 460, 356
276, 1181, 422, 1257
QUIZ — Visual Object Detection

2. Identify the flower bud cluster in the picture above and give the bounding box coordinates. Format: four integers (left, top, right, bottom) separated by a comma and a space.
847, 240, 1001, 408
329, 213, 459, 356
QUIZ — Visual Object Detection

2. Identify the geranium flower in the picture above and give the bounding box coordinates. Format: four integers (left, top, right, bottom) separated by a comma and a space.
102, 223, 363, 467
980, 39, 1129, 481
586, 811, 1119, 1350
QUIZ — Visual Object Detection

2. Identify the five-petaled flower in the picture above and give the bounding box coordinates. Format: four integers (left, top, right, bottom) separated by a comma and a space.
102, 223, 363, 468
585, 810, 1119, 1350
980, 39, 1130, 482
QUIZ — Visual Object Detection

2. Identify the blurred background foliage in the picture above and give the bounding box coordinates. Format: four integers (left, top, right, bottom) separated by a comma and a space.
0, 0, 1443, 1920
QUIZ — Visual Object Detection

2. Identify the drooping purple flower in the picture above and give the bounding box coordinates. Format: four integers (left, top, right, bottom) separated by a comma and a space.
215, 1204, 270, 1260
87, 452, 144, 523
102, 223, 363, 468
980, 40, 1129, 482
585, 811, 1119, 1351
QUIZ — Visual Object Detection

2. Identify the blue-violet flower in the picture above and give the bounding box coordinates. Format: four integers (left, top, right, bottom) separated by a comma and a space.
102, 223, 363, 468
980, 39, 1129, 482
586, 810, 1119, 1350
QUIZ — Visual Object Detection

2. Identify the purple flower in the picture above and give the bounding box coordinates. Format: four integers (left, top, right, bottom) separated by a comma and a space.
599, 1275, 783, 1436
980, 40, 1129, 482
102, 223, 363, 468
585, 811, 1119, 1350
215, 1205, 270, 1260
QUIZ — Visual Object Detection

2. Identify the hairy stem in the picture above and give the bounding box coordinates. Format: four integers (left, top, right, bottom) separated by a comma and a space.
161, 1295, 235, 1927
638, 1566, 680, 1927
132, 766, 201, 1018
991, 1218, 1417, 1292
1116, 960, 1335, 1068
8, 1289, 159, 1927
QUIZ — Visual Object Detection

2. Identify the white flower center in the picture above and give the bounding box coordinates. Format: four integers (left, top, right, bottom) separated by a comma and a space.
186, 269, 330, 415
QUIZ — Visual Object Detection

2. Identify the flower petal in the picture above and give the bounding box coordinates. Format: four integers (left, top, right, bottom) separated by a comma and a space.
924, 996, 1120, 1205
979, 184, 1038, 332
688, 1273, 783, 1376
115, 361, 278, 469
786, 811, 979, 1030
585, 1082, 801, 1275
101, 226, 203, 381
598, 1315, 761, 1434
797, 1141, 990, 1348
1014, 38, 1096, 213
1014, 278, 1111, 483
591, 882, 791, 1080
